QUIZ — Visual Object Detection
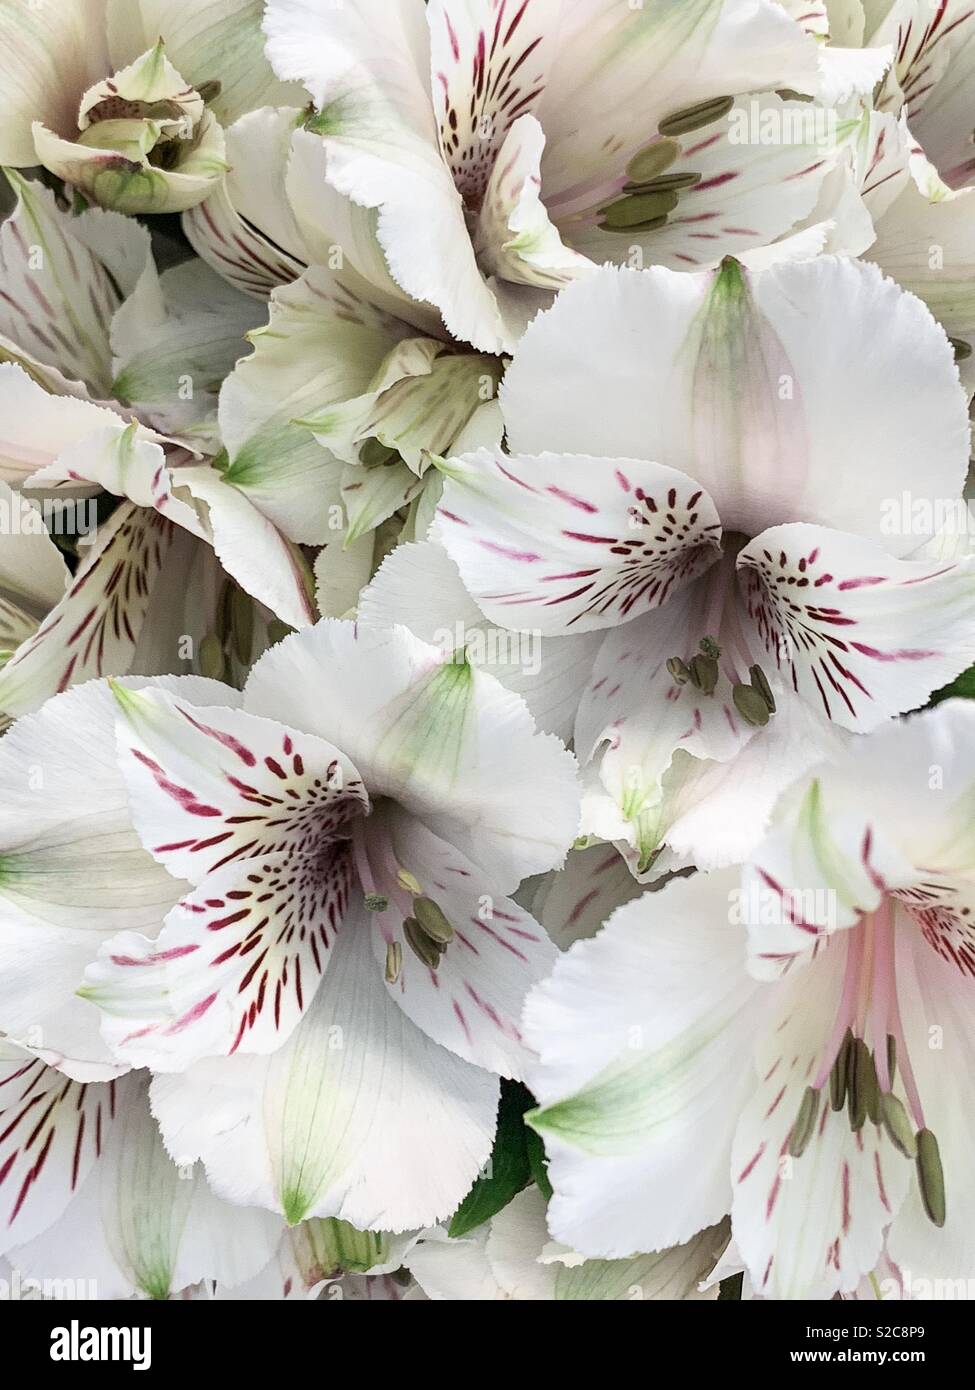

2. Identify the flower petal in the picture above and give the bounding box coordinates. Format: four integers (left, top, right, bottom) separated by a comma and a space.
151, 917, 499, 1230
738, 522, 975, 731
111, 682, 368, 886
526, 868, 764, 1257
435, 447, 722, 635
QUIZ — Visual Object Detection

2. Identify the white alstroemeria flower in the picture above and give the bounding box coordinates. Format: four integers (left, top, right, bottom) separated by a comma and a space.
0, 622, 578, 1227
0, 0, 297, 212
435, 257, 975, 876
262, 0, 859, 353
526, 701, 975, 1298
0, 1039, 280, 1299
405, 1187, 724, 1300
0, 175, 315, 716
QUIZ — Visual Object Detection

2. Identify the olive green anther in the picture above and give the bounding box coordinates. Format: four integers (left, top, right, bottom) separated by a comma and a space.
732, 683, 770, 726
748, 664, 776, 713
667, 656, 691, 685
625, 137, 681, 183
600, 188, 681, 229
881, 1092, 917, 1159
788, 1085, 820, 1158
916, 1128, 946, 1227
689, 653, 719, 694
403, 917, 443, 971
413, 896, 455, 946
658, 95, 735, 138
623, 171, 702, 195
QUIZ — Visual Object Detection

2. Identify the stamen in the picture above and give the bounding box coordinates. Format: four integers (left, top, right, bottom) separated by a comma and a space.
658, 95, 735, 138
748, 664, 775, 713
880, 1092, 917, 1158
625, 137, 680, 183
829, 1030, 853, 1111
397, 868, 423, 896
688, 653, 718, 694
787, 1086, 820, 1157
413, 897, 455, 945
385, 941, 403, 984
666, 656, 690, 685
600, 187, 681, 228
623, 171, 702, 195
732, 683, 770, 726
364, 893, 389, 913
916, 1129, 946, 1227
403, 917, 443, 971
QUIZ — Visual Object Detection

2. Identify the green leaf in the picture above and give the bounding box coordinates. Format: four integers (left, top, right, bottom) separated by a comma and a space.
930, 664, 975, 705
525, 1124, 553, 1200
448, 1081, 534, 1238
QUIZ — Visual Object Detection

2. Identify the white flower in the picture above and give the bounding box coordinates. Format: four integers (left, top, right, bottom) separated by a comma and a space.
263, 0, 854, 352
0, 623, 579, 1228
525, 700, 975, 1298
432, 255, 975, 875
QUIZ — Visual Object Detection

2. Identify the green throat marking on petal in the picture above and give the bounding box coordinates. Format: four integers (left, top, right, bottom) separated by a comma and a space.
375, 653, 476, 791
528, 1006, 735, 1156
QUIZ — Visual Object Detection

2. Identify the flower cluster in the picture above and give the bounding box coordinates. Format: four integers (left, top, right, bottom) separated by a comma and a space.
0, 0, 972, 1305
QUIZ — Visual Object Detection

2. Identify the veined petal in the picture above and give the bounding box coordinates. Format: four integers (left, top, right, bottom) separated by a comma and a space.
151, 919, 499, 1231
83, 838, 354, 1069
537, 0, 819, 201
526, 868, 765, 1257
244, 620, 580, 892
435, 447, 722, 635
111, 683, 368, 886
569, 95, 846, 274
0, 363, 130, 488
523, 842, 643, 951
0, 505, 177, 719
0, 171, 152, 398
738, 523, 975, 732
886, 920, 975, 1283
182, 106, 309, 298
264, 0, 512, 351
0, 1046, 137, 1251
